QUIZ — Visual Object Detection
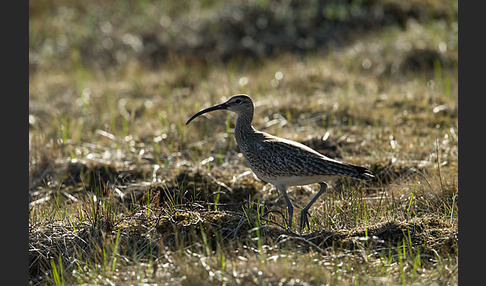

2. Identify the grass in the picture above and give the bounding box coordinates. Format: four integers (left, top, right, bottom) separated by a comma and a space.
30, 0, 457, 285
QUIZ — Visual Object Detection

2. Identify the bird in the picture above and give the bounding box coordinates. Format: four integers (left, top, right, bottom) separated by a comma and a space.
186, 94, 374, 231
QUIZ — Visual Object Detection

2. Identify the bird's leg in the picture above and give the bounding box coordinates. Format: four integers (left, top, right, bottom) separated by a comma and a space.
299, 183, 328, 232
276, 185, 293, 229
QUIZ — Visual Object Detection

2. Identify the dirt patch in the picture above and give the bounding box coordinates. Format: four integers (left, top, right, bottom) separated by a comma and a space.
369, 160, 420, 185
155, 170, 260, 211
63, 162, 119, 194
301, 216, 457, 259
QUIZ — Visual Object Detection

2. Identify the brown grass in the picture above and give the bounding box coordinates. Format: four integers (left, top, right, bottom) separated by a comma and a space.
29, 0, 457, 285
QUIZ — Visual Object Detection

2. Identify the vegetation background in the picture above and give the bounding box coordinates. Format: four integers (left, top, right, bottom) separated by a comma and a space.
29, 0, 458, 285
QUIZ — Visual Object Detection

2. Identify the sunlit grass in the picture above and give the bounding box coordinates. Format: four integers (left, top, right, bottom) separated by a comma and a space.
29, 0, 457, 285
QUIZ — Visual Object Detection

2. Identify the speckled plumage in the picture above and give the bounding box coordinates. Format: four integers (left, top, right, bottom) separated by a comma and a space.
186, 94, 374, 231
237, 130, 373, 183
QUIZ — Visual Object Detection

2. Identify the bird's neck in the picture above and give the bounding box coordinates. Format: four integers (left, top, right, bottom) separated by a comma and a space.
234, 110, 255, 144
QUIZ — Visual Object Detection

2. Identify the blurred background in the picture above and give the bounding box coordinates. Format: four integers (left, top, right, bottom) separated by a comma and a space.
29, 0, 457, 72
28, 0, 458, 160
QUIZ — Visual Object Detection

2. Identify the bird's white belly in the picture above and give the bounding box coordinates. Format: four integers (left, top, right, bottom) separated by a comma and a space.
253, 171, 331, 187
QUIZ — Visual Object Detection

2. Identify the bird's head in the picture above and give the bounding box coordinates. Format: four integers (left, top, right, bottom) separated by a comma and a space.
186, 94, 254, 125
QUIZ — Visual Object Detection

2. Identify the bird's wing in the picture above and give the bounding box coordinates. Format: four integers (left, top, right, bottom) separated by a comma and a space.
246, 132, 373, 180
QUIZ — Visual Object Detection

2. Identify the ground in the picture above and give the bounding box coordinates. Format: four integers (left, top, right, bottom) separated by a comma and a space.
29, 0, 458, 285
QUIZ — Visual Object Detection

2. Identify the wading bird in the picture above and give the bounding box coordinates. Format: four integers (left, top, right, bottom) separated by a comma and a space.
186, 94, 374, 231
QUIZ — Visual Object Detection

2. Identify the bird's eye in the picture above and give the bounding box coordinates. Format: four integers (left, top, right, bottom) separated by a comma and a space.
235, 99, 242, 104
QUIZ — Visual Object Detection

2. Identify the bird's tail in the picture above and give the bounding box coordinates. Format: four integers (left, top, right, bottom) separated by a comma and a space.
351, 165, 375, 181
327, 160, 375, 181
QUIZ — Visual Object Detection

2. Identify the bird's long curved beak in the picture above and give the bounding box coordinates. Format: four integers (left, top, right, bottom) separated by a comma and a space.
186, 102, 228, 125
